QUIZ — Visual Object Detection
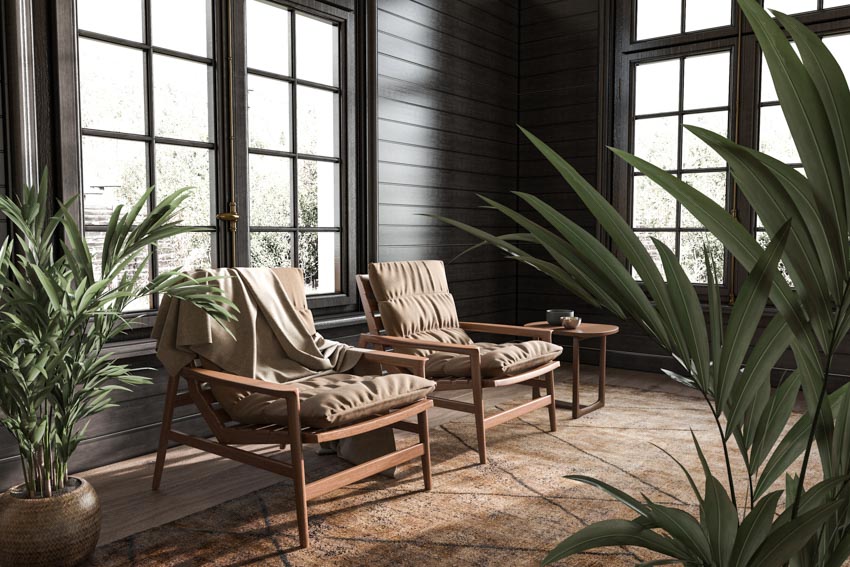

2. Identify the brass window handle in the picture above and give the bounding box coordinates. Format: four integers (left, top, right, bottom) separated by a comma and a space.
216, 202, 239, 232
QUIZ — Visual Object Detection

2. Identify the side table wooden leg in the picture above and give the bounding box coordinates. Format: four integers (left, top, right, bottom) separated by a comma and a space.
599, 336, 607, 409
571, 337, 580, 419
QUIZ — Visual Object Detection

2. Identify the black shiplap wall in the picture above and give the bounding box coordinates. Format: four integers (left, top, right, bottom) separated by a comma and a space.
376, 0, 520, 323
516, 2, 599, 318
514, 0, 672, 371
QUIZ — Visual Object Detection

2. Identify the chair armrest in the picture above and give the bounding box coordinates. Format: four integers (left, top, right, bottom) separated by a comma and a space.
355, 348, 428, 377
182, 367, 299, 400
359, 333, 485, 384
459, 321, 554, 341
359, 333, 480, 357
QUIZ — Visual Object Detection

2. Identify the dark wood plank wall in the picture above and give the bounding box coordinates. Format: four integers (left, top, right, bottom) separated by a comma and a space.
376, 0, 520, 324
515, 0, 655, 368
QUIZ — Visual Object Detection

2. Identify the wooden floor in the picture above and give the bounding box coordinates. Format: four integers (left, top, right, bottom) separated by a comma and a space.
81, 367, 617, 546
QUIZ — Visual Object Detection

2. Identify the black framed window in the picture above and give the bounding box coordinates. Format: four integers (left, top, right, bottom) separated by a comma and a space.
76, 0, 217, 311
66, 0, 367, 315
612, 0, 850, 294
246, 0, 342, 295
629, 50, 732, 283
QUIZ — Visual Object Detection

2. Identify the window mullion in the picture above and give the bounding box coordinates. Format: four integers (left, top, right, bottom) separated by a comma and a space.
290, 7, 299, 268
143, 0, 158, 309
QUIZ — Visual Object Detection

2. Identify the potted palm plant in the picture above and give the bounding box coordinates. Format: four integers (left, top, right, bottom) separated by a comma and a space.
0, 172, 234, 566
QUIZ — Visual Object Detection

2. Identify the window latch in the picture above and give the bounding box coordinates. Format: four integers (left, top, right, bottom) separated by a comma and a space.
216, 201, 240, 233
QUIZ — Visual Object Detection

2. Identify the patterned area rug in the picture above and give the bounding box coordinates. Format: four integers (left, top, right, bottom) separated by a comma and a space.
87, 372, 812, 566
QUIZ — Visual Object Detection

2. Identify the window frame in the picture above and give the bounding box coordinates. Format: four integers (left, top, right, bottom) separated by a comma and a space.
233, 0, 357, 310
53, 0, 370, 324
612, 36, 740, 295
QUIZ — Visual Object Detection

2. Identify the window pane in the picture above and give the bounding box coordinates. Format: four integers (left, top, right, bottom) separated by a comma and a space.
157, 232, 213, 273
682, 111, 728, 169
636, 0, 681, 41
298, 160, 339, 228
680, 232, 724, 284
249, 155, 292, 227
299, 232, 340, 294
761, 55, 778, 104
296, 14, 338, 86
82, 136, 147, 226
86, 231, 152, 311
680, 172, 727, 228
823, 34, 850, 78
761, 43, 801, 104
764, 0, 817, 14
79, 39, 145, 134
248, 75, 291, 151
634, 231, 676, 280
685, 0, 732, 32
683, 52, 730, 111
760, 105, 800, 163
634, 59, 680, 115
155, 145, 213, 226
78, 0, 142, 42
634, 116, 679, 170
757, 231, 793, 286
247, 0, 290, 75
151, 0, 211, 57
824, 0, 850, 7
154, 55, 212, 142
297, 86, 338, 157
633, 176, 676, 228
250, 232, 293, 267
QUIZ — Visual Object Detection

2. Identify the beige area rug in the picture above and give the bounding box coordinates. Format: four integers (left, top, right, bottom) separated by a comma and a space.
87, 372, 815, 566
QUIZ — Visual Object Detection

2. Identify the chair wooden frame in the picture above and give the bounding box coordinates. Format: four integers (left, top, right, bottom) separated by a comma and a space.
152, 349, 434, 549
356, 274, 559, 465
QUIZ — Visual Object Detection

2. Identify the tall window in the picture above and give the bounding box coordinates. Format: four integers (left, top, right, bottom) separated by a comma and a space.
246, 0, 341, 294
72, 0, 359, 312
77, 0, 216, 311
630, 52, 731, 283
614, 0, 850, 291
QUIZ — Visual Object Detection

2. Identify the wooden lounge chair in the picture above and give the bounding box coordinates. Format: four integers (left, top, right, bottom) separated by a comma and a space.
357, 260, 562, 464
152, 268, 436, 549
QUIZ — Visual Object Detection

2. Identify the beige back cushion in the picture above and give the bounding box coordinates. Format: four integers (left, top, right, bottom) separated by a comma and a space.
368, 261, 472, 349
271, 267, 315, 334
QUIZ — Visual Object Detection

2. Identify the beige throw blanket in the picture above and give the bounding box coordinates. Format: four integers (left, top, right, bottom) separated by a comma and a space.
152, 268, 363, 416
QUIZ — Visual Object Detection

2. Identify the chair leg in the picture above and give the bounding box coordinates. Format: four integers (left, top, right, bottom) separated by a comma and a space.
289, 431, 310, 549
152, 373, 180, 491
472, 383, 487, 465
417, 410, 432, 491
546, 370, 557, 432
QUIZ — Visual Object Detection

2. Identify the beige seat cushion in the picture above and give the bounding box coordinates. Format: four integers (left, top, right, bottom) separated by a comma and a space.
223, 373, 436, 429
426, 340, 563, 378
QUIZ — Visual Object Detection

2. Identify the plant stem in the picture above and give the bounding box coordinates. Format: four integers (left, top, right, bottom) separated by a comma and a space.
792, 343, 835, 519
739, 444, 755, 508
702, 390, 738, 510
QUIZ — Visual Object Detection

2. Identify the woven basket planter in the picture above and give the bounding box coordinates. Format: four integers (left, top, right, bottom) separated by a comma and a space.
0, 477, 100, 566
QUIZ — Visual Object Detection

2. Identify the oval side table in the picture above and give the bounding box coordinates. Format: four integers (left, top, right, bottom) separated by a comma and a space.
524, 322, 620, 419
